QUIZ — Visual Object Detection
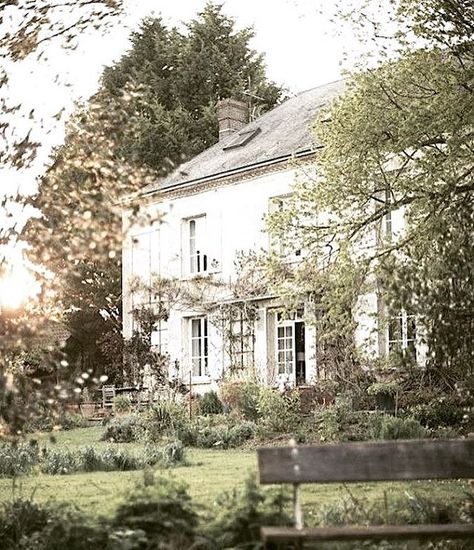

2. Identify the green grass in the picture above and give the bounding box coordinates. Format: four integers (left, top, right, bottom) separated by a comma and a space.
0, 427, 468, 520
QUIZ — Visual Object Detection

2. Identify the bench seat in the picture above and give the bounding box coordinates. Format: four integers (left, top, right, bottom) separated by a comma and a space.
262, 523, 474, 543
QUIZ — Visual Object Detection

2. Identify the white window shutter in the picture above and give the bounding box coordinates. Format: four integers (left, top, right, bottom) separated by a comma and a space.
206, 212, 222, 273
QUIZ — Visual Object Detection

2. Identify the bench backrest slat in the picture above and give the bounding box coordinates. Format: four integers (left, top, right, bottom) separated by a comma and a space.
258, 439, 474, 484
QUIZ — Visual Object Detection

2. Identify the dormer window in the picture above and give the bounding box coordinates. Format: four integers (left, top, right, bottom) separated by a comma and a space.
223, 127, 261, 150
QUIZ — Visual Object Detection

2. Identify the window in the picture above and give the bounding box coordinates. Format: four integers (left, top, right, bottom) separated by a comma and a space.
223, 127, 261, 150
229, 312, 255, 370
131, 228, 160, 306
190, 317, 208, 376
277, 324, 294, 375
388, 311, 416, 358
151, 320, 168, 355
268, 196, 301, 259
187, 216, 207, 275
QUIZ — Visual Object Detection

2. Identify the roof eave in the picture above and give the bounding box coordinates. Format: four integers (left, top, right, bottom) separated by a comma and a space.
140, 147, 319, 199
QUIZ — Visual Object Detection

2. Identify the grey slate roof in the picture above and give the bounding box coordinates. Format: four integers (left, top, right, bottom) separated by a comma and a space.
141, 79, 347, 196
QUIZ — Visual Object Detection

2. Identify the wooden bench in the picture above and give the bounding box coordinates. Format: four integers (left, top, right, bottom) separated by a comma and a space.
257, 439, 474, 547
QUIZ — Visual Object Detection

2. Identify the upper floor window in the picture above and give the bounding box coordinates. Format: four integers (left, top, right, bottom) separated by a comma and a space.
268, 195, 301, 259
187, 216, 208, 275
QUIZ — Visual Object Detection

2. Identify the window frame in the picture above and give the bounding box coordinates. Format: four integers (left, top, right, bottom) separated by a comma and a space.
190, 316, 209, 378
228, 311, 255, 370
186, 215, 208, 276
276, 320, 295, 376
268, 194, 302, 260
387, 310, 417, 358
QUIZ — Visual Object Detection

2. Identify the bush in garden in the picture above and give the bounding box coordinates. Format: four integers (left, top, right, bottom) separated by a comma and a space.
0, 498, 51, 549
99, 447, 141, 471
59, 413, 89, 431
314, 405, 344, 442
113, 395, 132, 414
40, 449, 78, 475
194, 417, 256, 449
159, 439, 186, 467
112, 475, 199, 547
219, 379, 261, 421
143, 401, 196, 445
101, 415, 142, 443
198, 390, 223, 415
409, 396, 466, 429
257, 387, 300, 434
41, 446, 144, 474
142, 441, 186, 468
205, 475, 290, 549
0, 499, 108, 550
0, 442, 39, 477
371, 415, 428, 440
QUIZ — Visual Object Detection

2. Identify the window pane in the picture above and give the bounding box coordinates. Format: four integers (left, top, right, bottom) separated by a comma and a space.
407, 316, 416, 341
192, 319, 201, 338
388, 316, 402, 343
192, 357, 201, 376
192, 338, 201, 358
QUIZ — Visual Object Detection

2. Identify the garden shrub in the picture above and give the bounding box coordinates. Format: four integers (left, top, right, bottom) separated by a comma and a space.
113, 475, 198, 547
59, 413, 89, 431
41, 446, 151, 475
409, 396, 466, 429
371, 415, 428, 440
205, 475, 290, 549
314, 405, 344, 442
99, 447, 141, 471
318, 489, 466, 530
0, 442, 39, 477
0, 499, 108, 550
193, 416, 256, 449
198, 390, 223, 415
101, 415, 142, 443
143, 440, 186, 467
40, 449, 78, 475
143, 401, 195, 444
113, 395, 132, 414
0, 498, 50, 548
219, 379, 261, 421
257, 388, 300, 434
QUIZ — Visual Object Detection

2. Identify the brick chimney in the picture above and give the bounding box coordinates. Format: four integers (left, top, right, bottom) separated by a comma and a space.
217, 98, 248, 141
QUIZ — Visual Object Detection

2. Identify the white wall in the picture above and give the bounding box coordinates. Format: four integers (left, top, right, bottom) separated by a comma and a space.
122, 166, 418, 388
123, 167, 327, 387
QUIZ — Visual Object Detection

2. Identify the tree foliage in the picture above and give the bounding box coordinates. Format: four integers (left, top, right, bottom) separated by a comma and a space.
101, 3, 283, 172
270, 0, 474, 380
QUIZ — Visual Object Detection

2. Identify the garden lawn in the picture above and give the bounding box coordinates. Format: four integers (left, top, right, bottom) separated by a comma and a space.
0, 427, 468, 520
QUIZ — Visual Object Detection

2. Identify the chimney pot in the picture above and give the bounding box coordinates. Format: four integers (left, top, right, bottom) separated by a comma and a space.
217, 98, 248, 141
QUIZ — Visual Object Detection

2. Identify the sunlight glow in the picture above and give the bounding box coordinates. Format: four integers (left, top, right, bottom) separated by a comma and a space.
0, 265, 41, 311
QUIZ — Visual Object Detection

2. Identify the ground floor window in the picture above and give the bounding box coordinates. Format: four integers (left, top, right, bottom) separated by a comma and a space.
191, 316, 208, 376
388, 311, 416, 358
276, 309, 306, 383
229, 311, 255, 370
277, 324, 294, 375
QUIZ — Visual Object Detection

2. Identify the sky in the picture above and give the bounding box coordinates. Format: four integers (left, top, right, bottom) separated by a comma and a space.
2, 0, 355, 198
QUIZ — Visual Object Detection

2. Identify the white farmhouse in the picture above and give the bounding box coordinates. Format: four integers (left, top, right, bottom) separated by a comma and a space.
122, 79, 418, 393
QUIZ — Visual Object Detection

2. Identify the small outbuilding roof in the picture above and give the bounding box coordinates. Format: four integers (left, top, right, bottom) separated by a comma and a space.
141, 78, 346, 196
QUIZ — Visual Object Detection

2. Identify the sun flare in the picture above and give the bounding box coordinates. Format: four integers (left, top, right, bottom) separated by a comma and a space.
0, 266, 40, 311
